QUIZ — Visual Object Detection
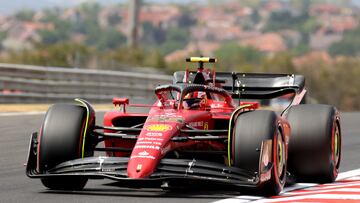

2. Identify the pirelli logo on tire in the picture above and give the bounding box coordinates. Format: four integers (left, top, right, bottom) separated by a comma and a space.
145, 124, 172, 132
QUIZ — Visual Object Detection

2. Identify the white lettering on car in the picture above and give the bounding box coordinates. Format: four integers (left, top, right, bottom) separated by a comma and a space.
145, 132, 163, 137
130, 150, 156, 160
138, 137, 163, 141
137, 141, 162, 146
134, 145, 160, 150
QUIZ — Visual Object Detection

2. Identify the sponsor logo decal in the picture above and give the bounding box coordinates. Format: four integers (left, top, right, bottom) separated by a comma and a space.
145, 132, 163, 137
136, 141, 153, 145
138, 137, 163, 141
189, 121, 209, 130
130, 156, 155, 160
145, 124, 172, 132
164, 112, 182, 117
189, 121, 204, 128
135, 145, 160, 150
136, 141, 162, 145
131, 150, 155, 160
137, 141, 162, 145
204, 122, 209, 130
147, 116, 184, 123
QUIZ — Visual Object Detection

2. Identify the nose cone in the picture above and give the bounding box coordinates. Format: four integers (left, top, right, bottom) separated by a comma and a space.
127, 149, 160, 178
127, 122, 179, 179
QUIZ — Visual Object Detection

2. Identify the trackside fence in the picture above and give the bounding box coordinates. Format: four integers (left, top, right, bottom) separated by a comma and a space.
0, 63, 172, 103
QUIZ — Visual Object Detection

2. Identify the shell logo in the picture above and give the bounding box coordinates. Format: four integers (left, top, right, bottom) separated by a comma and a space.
145, 124, 172, 132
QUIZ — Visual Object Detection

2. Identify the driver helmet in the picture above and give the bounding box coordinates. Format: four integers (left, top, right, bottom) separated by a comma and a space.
183, 92, 207, 109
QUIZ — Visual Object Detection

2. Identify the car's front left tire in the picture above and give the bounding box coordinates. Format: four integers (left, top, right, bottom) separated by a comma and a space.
38, 102, 95, 190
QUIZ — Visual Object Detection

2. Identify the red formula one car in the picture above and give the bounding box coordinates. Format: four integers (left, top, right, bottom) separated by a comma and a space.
26, 57, 341, 196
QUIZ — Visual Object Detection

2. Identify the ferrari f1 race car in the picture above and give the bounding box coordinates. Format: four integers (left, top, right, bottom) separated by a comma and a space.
26, 57, 341, 196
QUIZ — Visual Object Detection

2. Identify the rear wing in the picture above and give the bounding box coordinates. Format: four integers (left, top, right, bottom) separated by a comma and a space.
216, 72, 305, 99
173, 71, 305, 99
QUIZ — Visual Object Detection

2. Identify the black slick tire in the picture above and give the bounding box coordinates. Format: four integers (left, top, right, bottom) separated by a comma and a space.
286, 104, 341, 183
232, 110, 286, 196
38, 103, 94, 190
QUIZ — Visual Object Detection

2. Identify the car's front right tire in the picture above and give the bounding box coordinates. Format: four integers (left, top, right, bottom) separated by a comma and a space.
231, 110, 286, 196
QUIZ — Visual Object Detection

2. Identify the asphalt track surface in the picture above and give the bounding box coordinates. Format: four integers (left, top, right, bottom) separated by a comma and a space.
0, 111, 359, 203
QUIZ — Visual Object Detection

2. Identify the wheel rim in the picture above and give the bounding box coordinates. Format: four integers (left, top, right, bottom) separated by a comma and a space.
333, 124, 340, 167
277, 131, 285, 179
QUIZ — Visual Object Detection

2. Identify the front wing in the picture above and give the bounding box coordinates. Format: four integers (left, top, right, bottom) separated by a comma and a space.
26, 133, 263, 189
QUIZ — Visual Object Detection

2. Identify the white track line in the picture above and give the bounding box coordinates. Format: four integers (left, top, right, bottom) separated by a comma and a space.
285, 188, 360, 196
213, 168, 360, 203
259, 194, 360, 202
337, 168, 360, 180
282, 183, 317, 193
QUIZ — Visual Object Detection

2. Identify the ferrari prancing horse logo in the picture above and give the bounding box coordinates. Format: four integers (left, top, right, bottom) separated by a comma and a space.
145, 124, 173, 132
204, 122, 209, 130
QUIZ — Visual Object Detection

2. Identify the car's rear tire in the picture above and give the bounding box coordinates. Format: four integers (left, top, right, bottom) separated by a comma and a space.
286, 104, 341, 183
38, 102, 95, 190
231, 110, 286, 196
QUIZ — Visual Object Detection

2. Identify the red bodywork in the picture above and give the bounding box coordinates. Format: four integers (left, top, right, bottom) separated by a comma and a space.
105, 100, 232, 178
103, 69, 305, 180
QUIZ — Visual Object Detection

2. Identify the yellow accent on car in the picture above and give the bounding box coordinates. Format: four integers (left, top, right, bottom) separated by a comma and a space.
186, 57, 217, 63
75, 98, 90, 158
145, 124, 172, 132
204, 122, 209, 130
227, 104, 252, 166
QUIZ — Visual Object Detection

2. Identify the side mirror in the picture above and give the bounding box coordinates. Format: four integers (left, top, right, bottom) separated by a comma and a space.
112, 98, 129, 113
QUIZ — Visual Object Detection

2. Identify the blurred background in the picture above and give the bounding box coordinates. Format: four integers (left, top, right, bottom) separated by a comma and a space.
0, 0, 359, 110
